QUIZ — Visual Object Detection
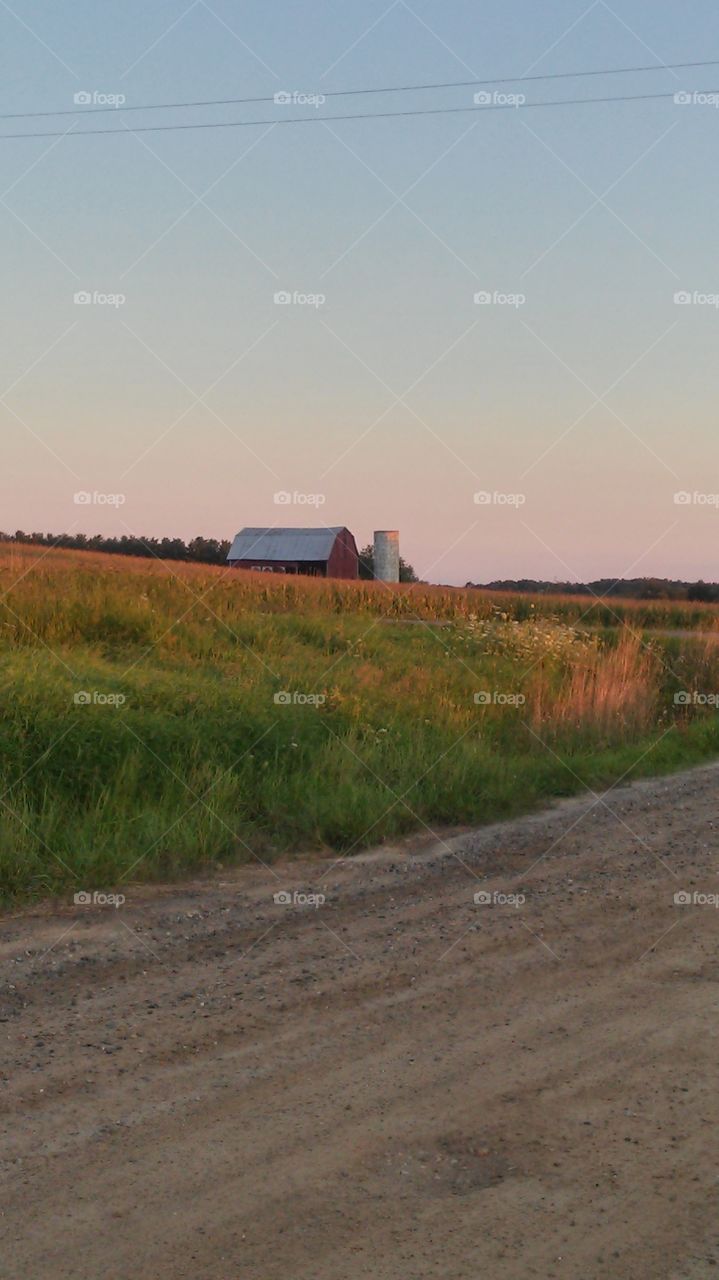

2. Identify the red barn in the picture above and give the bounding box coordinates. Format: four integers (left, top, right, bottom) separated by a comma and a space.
227, 527, 358, 579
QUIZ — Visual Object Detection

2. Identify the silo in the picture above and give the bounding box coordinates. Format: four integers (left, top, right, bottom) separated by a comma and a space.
373, 530, 400, 583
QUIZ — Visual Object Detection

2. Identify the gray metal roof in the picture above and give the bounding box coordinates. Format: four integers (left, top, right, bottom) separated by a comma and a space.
227, 527, 345, 562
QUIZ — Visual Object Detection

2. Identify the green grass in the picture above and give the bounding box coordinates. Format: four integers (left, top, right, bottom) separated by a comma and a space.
2, 545, 719, 901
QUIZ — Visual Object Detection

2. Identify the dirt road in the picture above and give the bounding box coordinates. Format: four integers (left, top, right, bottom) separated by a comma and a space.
2, 763, 719, 1278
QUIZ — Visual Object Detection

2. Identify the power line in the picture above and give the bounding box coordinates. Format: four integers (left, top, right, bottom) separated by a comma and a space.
1, 57, 718, 122
0, 85, 714, 141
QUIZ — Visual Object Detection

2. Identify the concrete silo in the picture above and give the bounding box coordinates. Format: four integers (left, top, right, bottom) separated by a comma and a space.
373, 530, 400, 583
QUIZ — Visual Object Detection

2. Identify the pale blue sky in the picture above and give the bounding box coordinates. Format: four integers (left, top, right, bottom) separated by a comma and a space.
2, 0, 719, 583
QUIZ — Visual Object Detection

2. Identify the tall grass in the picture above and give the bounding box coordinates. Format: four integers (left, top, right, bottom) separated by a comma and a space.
530, 631, 661, 742
1, 545, 719, 901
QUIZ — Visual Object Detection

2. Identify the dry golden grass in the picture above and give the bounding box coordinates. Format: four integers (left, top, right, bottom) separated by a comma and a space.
530, 631, 661, 740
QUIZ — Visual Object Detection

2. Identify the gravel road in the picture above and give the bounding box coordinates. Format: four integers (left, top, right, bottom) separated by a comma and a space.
2, 763, 719, 1278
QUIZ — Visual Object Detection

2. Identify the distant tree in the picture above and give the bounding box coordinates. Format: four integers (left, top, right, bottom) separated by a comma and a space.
358, 544, 374, 579
399, 557, 419, 583
688, 580, 719, 603
187, 536, 231, 564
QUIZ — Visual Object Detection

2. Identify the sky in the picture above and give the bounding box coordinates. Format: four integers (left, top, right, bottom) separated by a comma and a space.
2, 0, 719, 585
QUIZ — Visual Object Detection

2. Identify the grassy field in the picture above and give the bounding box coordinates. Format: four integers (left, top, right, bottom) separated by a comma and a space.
2, 542, 719, 901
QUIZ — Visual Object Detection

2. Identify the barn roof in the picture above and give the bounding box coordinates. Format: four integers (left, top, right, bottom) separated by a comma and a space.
227, 527, 347, 562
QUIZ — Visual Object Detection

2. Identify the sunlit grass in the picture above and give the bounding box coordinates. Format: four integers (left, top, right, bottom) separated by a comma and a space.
1, 544, 719, 900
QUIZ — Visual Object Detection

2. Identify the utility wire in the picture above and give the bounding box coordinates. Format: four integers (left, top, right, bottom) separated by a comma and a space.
0, 85, 715, 141
1, 57, 718, 122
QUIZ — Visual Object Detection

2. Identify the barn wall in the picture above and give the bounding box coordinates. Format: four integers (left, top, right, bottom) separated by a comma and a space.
228, 559, 326, 576
327, 529, 359, 579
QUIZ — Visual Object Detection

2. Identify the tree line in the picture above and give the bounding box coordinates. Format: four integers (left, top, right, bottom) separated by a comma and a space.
2, 530, 231, 564
473, 577, 719, 602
